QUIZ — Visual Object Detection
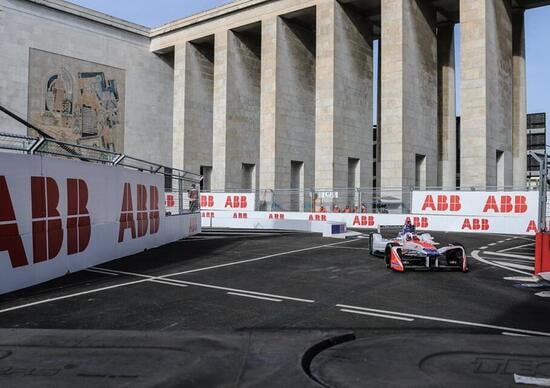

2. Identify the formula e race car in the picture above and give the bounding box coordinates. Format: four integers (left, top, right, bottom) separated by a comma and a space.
368, 226, 468, 272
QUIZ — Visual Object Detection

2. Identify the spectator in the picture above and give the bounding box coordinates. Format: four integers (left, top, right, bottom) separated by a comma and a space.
188, 184, 199, 212
344, 205, 351, 213
319, 205, 326, 213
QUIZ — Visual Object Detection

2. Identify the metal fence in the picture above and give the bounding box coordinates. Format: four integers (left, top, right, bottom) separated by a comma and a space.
0, 131, 202, 216
211, 184, 538, 215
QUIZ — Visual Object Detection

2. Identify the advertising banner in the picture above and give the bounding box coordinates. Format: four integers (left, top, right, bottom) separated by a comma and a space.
411, 191, 539, 220
0, 153, 200, 294
200, 192, 255, 212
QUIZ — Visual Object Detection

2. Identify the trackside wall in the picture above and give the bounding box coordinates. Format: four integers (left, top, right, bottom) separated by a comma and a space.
0, 153, 200, 294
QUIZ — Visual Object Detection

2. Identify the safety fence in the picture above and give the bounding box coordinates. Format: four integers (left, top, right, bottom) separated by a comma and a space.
205, 186, 537, 215
0, 131, 202, 216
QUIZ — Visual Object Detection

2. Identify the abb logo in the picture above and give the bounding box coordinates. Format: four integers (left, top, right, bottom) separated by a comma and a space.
118, 183, 160, 243
201, 211, 215, 218
422, 195, 461, 212
200, 194, 250, 209
0, 176, 90, 269
352, 215, 375, 226
405, 216, 429, 228
269, 213, 285, 220
201, 195, 214, 208
482, 195, 527, 214
309, 214, 327, 221
233, 212, 248, 219
462, 218, 490, 231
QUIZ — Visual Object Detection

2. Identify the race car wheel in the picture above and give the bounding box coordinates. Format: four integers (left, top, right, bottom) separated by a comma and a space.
384, 243, 394, 269
368, 233, 374, 256
449, 242, 467, 271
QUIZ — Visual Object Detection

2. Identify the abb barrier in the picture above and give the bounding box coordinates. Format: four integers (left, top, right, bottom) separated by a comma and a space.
0, 153, 201, 294
200, 210, 539, 235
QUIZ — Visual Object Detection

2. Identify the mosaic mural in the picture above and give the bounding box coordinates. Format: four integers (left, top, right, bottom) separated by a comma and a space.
28, 49, 125, 152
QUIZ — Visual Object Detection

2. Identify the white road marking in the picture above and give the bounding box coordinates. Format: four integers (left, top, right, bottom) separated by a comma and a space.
0, 279, 150, 314
502, 332, 529, 337
90, 267, 316, 303
336, 304, 550, 337
325, 246, 370, 251
503, 276, 539, 283
497, 242, 535, 253
493, 261, 534, 271
536, 291, 550, 298
506, 238, 514, 241
160, 239, 359, 277
488, 243, 497, 246
227, 292, 282, 302
514, 374, 550, 386
471, 250, 532, 276
85, 268, 118, 276
340, 309, 414, 322
497, 241, 505, 244
151, 279, 188, 288
479, 246, 488, 250
483, 251, 534, 260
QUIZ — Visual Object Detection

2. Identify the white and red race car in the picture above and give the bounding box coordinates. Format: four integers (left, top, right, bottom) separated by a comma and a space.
368, 226, 468, 272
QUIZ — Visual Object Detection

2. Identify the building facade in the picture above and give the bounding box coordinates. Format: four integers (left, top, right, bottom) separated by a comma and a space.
1, 0, 548, 198
527, 112, 547, 187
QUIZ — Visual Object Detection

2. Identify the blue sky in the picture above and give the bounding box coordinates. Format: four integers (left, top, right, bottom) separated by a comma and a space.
69, 0, 548, 117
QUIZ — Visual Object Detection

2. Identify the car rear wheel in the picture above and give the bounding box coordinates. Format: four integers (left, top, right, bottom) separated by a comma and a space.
450, 242, 467, 272
368, 233, 374, 255
384, 243, 394, 269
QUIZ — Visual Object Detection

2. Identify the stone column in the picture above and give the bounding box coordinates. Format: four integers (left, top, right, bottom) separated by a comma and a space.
460, 0, 513, 188
437, 23, 457, 189
380, 0, 438, 202
315, 0, 373, 192
259, 17, 278, 191
182, 39, 214, 175
211, 31, 228, 191
512, 8, 527, 189
172, 43, 186, 170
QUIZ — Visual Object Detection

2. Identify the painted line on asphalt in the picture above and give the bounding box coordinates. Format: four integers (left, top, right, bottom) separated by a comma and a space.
502, 332, 530, 337
227, 292, 282, 302
160, 239, 359, 277
497, 242, 535, 253
95, 267, 316, 303
471, 250, 533, 276
488, 243, 497, 246
85, 268, 119, 276
536, 291, 550, 298
503, 276, 540, 283
0, 279, 150, 314
151, 279, 189, 288
340, 309, 414, 322
484, 251, 534, 260
324, 246, 370, 251
479, 246, 488, 250
494, 261, 534, 271
336, 304, 550, 337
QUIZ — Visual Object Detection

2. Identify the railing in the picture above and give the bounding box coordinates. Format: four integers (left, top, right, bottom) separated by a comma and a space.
208, 184, 537, 215
0, 131, 202, 216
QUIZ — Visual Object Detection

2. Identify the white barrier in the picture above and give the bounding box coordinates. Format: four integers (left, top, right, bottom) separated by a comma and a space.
201, 209, 539, 235
0, 153, 201, 294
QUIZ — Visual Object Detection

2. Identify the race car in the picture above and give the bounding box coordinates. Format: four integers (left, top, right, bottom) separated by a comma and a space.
368, 226, 468, 272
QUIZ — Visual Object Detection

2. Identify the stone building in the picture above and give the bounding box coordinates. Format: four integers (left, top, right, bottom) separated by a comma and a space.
1, 0, 546, 196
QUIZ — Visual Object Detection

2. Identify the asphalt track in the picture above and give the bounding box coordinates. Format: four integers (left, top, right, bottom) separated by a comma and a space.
1, 229, 549, 387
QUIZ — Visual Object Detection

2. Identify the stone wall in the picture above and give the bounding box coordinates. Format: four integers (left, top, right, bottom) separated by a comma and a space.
0, 0, 174, 165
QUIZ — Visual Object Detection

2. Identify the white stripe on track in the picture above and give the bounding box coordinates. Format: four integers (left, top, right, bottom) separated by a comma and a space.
497, 242, 535, 253
336, 304, 550, 336
493, 261, 534, 271
340, 309, 414, 322
471, 250, 532, 276
484, 251, 534, 260
227, 292, 282, 302
85, 268, 119, 276
0, 279, 149, 314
